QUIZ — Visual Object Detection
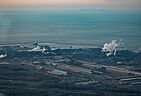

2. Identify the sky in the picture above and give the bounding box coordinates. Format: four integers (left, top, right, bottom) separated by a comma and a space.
0, 0, 141, 10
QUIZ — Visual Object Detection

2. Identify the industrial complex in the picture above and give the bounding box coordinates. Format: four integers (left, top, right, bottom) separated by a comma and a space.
0, 43, 141, 96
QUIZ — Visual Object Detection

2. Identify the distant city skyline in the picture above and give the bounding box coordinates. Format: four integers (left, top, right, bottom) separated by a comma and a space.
0, 0, 141, 10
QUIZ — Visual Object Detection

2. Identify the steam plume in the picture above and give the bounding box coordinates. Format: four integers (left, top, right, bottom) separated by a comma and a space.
102, 40, 119, 56
0, 54, 7, 59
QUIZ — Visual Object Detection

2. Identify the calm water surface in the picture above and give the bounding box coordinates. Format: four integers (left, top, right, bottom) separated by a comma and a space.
0, 10, 141, 50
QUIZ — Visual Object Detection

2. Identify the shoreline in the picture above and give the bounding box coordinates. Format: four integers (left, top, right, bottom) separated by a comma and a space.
0, 41, 127, 50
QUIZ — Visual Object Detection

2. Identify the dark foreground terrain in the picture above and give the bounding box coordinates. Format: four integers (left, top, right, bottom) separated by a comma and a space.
0, 45, 141, 96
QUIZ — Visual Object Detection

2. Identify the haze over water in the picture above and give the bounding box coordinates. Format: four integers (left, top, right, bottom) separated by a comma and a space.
0, 10, 141, 50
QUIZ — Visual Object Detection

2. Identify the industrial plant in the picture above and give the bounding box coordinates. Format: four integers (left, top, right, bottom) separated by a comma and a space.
0, 42, 141, 96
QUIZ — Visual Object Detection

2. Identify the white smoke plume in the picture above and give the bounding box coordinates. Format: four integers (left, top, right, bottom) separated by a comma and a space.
28, 46, 47, 53
0, 54, 7, 59
31, 46, 42, 51
42, 47, 47, 53
102, 40, 120, 56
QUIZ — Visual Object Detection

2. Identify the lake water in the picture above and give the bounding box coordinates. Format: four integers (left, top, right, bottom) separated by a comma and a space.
0, 10, 141, 50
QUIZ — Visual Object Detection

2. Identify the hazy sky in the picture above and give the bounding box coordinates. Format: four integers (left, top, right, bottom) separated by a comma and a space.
0, 0, 141, 10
